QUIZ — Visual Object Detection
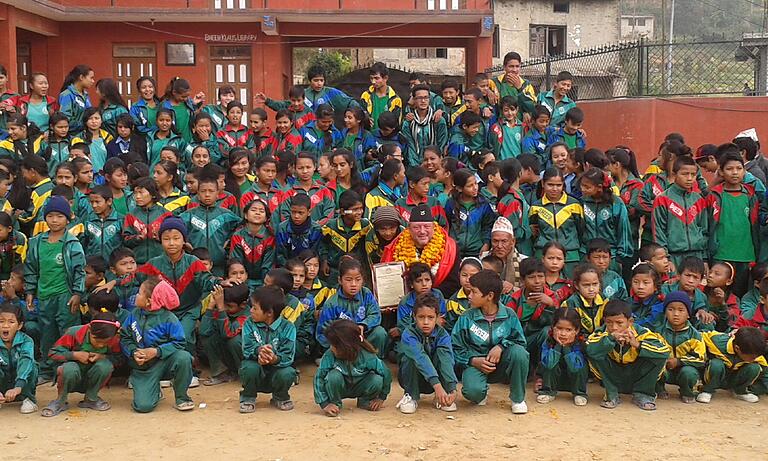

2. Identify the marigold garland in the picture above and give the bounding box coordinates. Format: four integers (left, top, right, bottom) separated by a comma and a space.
391, 222, 445, 268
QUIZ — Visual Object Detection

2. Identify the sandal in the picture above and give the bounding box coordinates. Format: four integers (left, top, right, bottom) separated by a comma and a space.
239, 402, 256, 413
41, 400, 68, 417
202, 374, 232, 386
632, 394, 657, 411
174, 401, 195, 411
78, 398, 111, 411
600, 397, 621, 409
270, 398, 294, 411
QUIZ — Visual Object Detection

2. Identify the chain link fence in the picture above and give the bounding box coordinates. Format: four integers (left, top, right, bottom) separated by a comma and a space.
486, 39, 758, 101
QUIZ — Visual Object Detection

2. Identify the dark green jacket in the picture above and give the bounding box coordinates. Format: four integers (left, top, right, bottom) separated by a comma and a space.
450, 305, 527, 368
24, 231, 86, 297
242, 316, 296, 368
399, 323, 457, 391
313, 348, 392, 407
651, 183, 708, 254
0, 331, 36, 389
82, 209, 123, 262
179, 205, 241, 271
581, 196, 633, 259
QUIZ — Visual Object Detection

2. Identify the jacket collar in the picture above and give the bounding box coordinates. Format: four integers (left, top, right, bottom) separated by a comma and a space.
542, 193, 567, 205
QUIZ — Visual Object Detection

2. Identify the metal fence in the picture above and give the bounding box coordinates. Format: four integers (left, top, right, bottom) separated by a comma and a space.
486, 39, 758, 101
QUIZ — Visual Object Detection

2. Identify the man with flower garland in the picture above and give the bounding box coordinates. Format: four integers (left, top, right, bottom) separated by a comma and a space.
382, 204, 460, 296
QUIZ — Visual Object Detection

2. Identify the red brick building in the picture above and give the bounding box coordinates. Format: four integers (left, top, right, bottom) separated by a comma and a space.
0, 1, 493, 105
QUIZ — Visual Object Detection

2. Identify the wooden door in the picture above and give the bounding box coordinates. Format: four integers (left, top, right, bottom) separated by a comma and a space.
209, 45, 252, 120
112, 44, 157, 107
16, 43, 31, 94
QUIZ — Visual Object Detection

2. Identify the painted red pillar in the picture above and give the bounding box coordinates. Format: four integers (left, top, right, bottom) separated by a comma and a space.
0, 5, 18, 92
466, 35, 493, 85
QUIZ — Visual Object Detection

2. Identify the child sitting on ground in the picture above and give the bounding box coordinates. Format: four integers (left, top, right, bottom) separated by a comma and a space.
43, 310, 123, 416
313, 319, 392, 417
239, 285, 297, 413
393, 262, 447, 340
537, 308, 589, 406
661, 256, 709, 327
396, 293, 457, 414
202, 283, 249, 386
120, 276, 194, 413
586, 299, 671, 411
0, 303, 38, 414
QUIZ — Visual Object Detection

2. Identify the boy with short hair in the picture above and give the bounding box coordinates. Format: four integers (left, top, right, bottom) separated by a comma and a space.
656, 291, 706, 403
246, 108, 278, 158
638, 242, 675, 284
451, 269, 530, 414
402, 84, 448, 167
108, 247, 140, 313
202, 283, 249, 386
489, 96, 523, 160
122, 177, 173, 265
439, 78, 465, 126
259, 85, 316, 130
275, 193, 322, 267
586, 239, 628, 302
371, 111, 407, 151
651, 155, 709, 271
83, 185, 123, 261
360, 62, 402, 129
537, 71, 577, 127
661, 256, 709, 326
697, 327, 767, 403
547, 107, 586, 151
239, 285, 297, 413
522, 106, 553, 167
447, 111, 486, 168
586, 299, 671, 410
492, 51, 537, 119
24, 196, 86, 384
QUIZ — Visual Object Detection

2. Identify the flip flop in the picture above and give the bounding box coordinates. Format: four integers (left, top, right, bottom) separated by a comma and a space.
41, 400, 68, 417
174, 401, 195, 411
78, 398, 111, 411
600, 397, 621, 409
632, 395, 657, 411
239, 402, 256, 413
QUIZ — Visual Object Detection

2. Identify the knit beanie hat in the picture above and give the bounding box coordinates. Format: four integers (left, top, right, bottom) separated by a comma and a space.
159, 216, 188, 241
149, 279, 180, 311
44, 195, 71, 221
409, 203, 433, 223
663, 290, 692, 317
372, 206, 401, 228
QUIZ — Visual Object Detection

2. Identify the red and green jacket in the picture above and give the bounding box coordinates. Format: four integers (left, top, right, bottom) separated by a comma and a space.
274, 127, 303, 154
209, 306, 248, 340
7, 94, 59, 123
618, 175, 644, 250
178, 205, 241, 272
706, 183, 759, 261
506, 287, 556, 337
276, 182, 336, 227
122, 203, 173, 265
651, 183, 709, 254
497, 186, 532, 255
216, 124, 250, 153
264, 98, 316, 130
246, 128, 278, 158
49, 324, 123, 367
187, 191, 239, 216
137, 253, 219, 315
228, 225, 275, 289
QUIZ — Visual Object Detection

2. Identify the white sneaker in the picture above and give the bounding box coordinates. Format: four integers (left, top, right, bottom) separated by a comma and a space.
696, 392, 712, 404
476, 396, 488, 406
189, 376, 200, 388
20, 398, 38, 414
536, 394, 555, 404
511, 401, 528, 414
160, 380, 172, 388
573, 395, 588, 406
733, 392, 759, 403
396, 394, 417, 414
435, 401, 457, 412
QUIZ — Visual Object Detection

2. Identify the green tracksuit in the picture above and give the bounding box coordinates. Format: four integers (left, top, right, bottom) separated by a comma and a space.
315, 287, 387, 357
529, 193, 585, 265
281, 294, 315, 363
100, 104, 129, 139
657, 320, 706, 397
581, 196, 633, 259
651, 183, 709, 269
601, 270, 629, 302
702, 331, 767, 395
451, 305, 529, 403
319, 217, 371, 285
179, 204, 241, 275
121, 203, 173, 265
202, 306, 247, 378
538, 338, 588, 397
586, 325, 671, 401
401, 115, 448, 167
120, 307, 193, 412
444, 197, 496, 258
562, 293, 607, 335
537, 90, 577, 127
398, 324, 457, 401
0, 331, 37, 403
200, 103, 228, 132
313, 348, 392, 409
24, 231, 86, 380
239, 316, 297, 404
489, 120, 523, 160
506, 288, 556, 365
81, 209, 123, 262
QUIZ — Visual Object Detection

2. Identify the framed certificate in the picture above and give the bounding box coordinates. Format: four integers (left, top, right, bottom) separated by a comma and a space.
372, 262, 406, 309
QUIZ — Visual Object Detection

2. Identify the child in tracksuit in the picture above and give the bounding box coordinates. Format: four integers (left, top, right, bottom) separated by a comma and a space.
451, 270, 530, 414
122, 177, 173, 265
24, 196, 86, 384
586, 299, 671, 411
0, 303, 38, 414
629, 263, 666, 329
313, 318, 392, 416
239, 285, 298, 413
264, 268, 314, 365
394, 263, 447, 340
83, 185, 123, 262
275, 193, 322, 267
445, 257, 483, 333
561, 263, 607, 335
586, 239, 629, 302
656, 291, 706, 404
120, 277, 194, 413
319, 190, 371, 285
395, 292, 457, 414
444, 168, 495, 258
316, 258, 387, 357
178, 175, 240, 275
537, 308, 589, 406
201, 283, 249, 386
651, 155, 708, 271
284, 259, 318, 364
229, 198, 276, 290
579, 168, 633, 268
43, 311, 122, 416
447, 111, 486, 168
697, 327, 767, 404
489, 96, 523, 160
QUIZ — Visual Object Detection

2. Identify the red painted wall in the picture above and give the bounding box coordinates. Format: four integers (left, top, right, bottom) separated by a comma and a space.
580, 97, 768, 169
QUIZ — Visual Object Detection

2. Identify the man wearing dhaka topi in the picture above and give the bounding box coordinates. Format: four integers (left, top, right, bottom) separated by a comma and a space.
381, 203, 460, 296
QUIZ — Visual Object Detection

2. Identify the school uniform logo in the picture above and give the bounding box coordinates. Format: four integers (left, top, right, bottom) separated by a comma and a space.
669, 202, 684, 218
305, 133, 317, 144
583, 206, 595, 221
459, 211, 468, 221
357, 305, 366, 320
469, 322, 489, 342
338, 311, 352, 321
191, 216, 207, 231
253, 330, 263, 343
600, 209, 611, 220
55, 253, 64, 265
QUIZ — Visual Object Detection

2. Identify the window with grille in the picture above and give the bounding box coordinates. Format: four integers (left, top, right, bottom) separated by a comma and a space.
554, 1, 570, 13
213, 0, 249, 9
407, 48, 449, 59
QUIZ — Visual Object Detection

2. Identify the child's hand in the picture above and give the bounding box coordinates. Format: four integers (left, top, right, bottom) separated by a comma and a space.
471, 357, 496, 374
253, 93, 267, 107
696, 309, 716, 325
711, 287, 725, 305
530, 292, 554, 307
193, 91, 206, 105
133, 350, 146, 365
502, 281, 514, 294
2, 280, 15, 300
432, 110, 444, 123
368, 399, 384, 411
67, 294, 81, 314
94, 280, 117, 294
665, 357, 678, 370
89, 353, 106, 363
0, 390, 5, 403
611, 331, 627, 344
388, 327, 401, 339
320, 261, 330, 278
25, 294, 34, 311
323, 403, 340, 417
482, 107, 493, 119
211, 285, 225, 310
72, 351, 91, 364
404, 112, 415, 122
437, 315, 446, 327
433, 384, 452, 408
625, 329, 640, 349
3, 387, 21, 402
486, 345, 503, 364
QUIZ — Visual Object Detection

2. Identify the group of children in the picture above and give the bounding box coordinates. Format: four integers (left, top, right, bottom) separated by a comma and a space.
0, 55, 766, 418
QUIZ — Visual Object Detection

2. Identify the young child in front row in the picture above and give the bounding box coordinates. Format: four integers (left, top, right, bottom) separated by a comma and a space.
239, 285, 297, 413
396, 293, 458, 414
537, 308, 589, 406
586, 239, 628, 302
394, 262, 447, 340
629, 263, 665, 329
314, 319, 392, 417
0, 303, 38, 414
655, 291, 706, 404
586, 299, 671, 411
697, 327, 767, 404
445, 257, 482, 333
451, 270, 529, 414
704, 262, 741, 332
120, 276, 194, 413
661, 256, 708, 327
202, 283, 249, 386
562, 263, 607, 335
43, 310, 122, 417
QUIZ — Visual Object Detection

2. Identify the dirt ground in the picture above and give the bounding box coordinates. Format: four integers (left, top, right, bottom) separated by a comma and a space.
2, 363, 766, 461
